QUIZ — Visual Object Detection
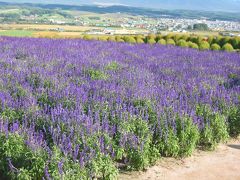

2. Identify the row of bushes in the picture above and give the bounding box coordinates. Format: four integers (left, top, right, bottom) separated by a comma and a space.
82, 34, 240, 52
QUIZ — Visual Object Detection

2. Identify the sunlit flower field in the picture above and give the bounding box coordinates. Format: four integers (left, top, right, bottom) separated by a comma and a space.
0, 37, 239, 179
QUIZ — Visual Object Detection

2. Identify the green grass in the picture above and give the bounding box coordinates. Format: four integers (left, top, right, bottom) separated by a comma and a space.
0, 30, 34, 37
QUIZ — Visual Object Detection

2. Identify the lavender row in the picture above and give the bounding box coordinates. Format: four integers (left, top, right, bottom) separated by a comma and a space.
0, 37, 239, 179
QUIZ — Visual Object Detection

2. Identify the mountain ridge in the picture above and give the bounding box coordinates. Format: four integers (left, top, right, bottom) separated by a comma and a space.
0, 1, 239, 22
1, 0, 240, 12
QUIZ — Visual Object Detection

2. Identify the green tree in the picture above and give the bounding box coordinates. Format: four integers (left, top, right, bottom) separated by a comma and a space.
222, 43, 234, 52
193, 23, 209, 31
211, 43, 221, 51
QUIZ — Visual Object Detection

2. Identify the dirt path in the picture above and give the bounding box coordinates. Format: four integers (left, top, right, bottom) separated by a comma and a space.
119, 139, 240, 180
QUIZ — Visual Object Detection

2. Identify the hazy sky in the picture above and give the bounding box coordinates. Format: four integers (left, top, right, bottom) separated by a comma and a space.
2, 0, 240, 12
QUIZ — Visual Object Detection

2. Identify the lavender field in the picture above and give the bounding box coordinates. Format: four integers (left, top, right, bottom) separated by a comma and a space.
0, 37, 239, 179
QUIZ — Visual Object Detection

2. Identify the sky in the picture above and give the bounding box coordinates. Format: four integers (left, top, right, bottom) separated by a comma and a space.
1, 0, 240, 12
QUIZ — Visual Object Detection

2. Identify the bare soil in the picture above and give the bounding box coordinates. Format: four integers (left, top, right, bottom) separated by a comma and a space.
119, 139, 240, 180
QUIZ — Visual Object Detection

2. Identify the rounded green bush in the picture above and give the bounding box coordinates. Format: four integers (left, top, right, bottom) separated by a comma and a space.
222, 43, 234, 52
107, 36, 116, 42
166, 39, 176, 45
116, 38, 125, 42
98, 36, 108, 41
188, 42, 199, 49
124, 36, 136, 44
83, 35, 92, 40
211, 43, 221, 51
136, 37, 144, 44
176, 39, 188, 47
199, 41, 210, 50
229, 38, 239, 49
147, 38, 156, 44
157, 39, 166, 45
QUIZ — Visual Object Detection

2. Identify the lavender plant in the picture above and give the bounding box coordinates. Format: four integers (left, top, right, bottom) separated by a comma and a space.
0, 36, 239, 179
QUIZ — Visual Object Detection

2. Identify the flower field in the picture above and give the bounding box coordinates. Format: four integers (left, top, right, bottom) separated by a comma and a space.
0, 37, 239, 179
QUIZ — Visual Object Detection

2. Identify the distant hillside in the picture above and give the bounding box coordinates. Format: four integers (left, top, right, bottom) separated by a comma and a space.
0, 1, 240, 21
2, 0, 240, 12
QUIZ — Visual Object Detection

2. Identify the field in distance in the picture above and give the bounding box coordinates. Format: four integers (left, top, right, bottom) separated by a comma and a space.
0, 24, 226, 38
0, 24, 149, 38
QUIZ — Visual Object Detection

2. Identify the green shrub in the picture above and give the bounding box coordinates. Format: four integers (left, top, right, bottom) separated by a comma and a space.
229, 38, 239, 49
146, 34, 156, 40
211, 43, 221, 51
165, 34, 174, 40
207, 36, 214, 44
37, 93, 56, 108
176, 39, 188, 47
84, 68, 108, 80
166, 39, 176, 45
157, 128, 179, 157
157, 116, 199, 157
155, 34, 163, 42
227, 106, 240, 137
199, 41, 210, 50
147, 38, 156, 44
188, 42, 199, 49
222, 43, 234, 52
176, 117, 200, 156
197, 105, 229, 150
219, 37, 231, 47
118, 116, 159, 170
83, 35, 92, 40
123, 36, 136, 44
136, 37, 144, 44
189, 36, 198, 44
173, 34, 182, 42
88, 153, 118, 180
0, 134, 47, 179
196, 36, 205, 45
107, 36, 116, 42
116, 39, 125, 42
1, 108, 24, 123
115, 36, 124, 42
98, 36, 108, 41
157, 39, 166, 45
105, 61, 120, 71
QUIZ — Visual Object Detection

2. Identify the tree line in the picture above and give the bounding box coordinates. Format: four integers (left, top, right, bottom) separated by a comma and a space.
82, 34, 240, 52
